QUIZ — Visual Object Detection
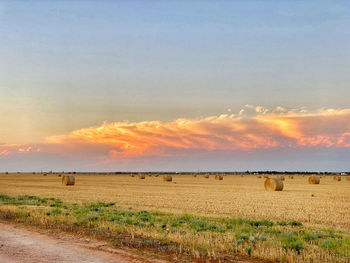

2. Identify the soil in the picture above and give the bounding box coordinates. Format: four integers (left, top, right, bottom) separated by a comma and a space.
0, 222, 168, 263
0, 221, 272, 263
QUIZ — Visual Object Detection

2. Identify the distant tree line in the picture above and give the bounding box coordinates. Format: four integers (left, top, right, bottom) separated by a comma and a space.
19, 171, 349, 175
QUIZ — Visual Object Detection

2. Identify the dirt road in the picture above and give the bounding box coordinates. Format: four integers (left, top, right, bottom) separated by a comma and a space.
0, 222, 168, 263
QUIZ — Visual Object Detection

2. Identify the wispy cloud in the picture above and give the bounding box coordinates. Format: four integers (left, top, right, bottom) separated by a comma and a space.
0, 143, 40, 157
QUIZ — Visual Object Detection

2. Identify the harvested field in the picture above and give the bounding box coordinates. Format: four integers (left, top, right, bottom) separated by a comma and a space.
0, 173, 349, 229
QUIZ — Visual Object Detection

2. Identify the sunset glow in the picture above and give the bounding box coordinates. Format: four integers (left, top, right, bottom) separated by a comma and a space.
1, 1, 349, 171
46, 107, 350, 156
1, 107, 350, 164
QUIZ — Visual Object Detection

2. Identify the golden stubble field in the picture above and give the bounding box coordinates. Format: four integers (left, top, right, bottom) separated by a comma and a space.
0, 173, 349, 229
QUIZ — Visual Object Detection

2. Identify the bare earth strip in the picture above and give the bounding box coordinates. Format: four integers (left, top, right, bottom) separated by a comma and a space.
0, 222, 168, 263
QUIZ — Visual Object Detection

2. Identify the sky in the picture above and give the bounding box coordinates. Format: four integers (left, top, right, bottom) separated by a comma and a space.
0, 0, 350, 172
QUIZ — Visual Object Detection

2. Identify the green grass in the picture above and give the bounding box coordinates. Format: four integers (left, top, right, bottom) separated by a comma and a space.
0, 193, 349, 263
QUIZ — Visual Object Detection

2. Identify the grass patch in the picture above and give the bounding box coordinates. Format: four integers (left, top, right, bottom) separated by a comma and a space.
0, 193, 349, 263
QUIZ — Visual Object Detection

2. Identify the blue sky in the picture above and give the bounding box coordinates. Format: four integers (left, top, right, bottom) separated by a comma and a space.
0, 1, 350, 171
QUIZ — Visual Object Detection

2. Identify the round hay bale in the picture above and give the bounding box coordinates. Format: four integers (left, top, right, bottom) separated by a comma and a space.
138, 174, 145, 179
43, 173, 47, 176
263, 174, 269, 179
288, 175, 294, 179
203, 174, 209, 179
215, 174, 223, 180
278, 175, 285, 181
58, 174, 62, 177
5, 171, 8, 174
163, 175, 172, 182
256, 175, 262, 178
130, 174, 135, 177
153, 174, 159, 177
148, 174, 152, 177
192, 174, 197, 178
309, 175, 320, 184
333, 175, 341, 181
62, 175, 75, 186
264, 178, 283, 191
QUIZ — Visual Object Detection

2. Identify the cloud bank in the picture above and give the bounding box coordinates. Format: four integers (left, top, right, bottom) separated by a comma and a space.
43, 106, 350, 158
2, 106, 350, 171
1, 106, 350, 159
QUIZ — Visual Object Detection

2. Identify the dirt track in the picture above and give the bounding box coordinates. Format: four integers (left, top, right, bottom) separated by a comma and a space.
0, 222, 168, 263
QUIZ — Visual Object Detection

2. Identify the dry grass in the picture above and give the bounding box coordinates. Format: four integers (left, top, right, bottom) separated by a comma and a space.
0, 173, 349, 229
278, 175, 285, 181
2, 193, 350, 263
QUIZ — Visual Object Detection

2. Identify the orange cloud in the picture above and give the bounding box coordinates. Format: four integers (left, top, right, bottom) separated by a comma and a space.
258, 108, 350, 147
45, 107, 350, 158
0, 144, 40, 157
